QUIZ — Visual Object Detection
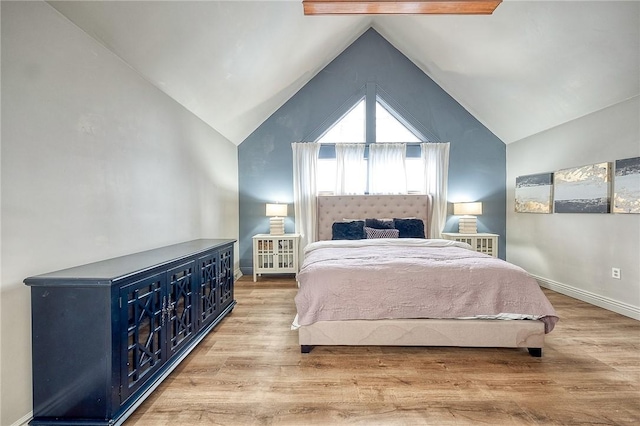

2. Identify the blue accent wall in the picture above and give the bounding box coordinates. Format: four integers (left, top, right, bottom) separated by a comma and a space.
238, 28, 506, 272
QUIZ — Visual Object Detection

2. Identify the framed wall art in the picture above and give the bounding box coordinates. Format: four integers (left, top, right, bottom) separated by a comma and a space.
613, 156, 640, 214
554, 162, 611, 213
515, 173, 554, 213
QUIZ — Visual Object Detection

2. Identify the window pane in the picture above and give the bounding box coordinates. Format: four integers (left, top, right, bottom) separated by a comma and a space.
317, 159, 337, 194
405, 157, 424, 193
376, 102, 421, 143
315, 96, 429, 194
318, 99, 365, 143
342, 158, 367, 195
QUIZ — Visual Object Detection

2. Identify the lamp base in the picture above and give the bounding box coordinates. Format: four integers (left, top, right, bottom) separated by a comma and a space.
458, 216, 477, 234
269, 217, 285, 235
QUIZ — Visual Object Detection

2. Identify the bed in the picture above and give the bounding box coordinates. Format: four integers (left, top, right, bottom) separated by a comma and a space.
293, 194, 558, 357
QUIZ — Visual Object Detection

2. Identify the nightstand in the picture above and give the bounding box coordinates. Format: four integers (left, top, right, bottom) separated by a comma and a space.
252, 234, 300, 281
441, 232, 499, 257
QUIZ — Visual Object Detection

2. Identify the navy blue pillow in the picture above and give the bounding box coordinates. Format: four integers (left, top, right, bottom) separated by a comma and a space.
365, 218, 395, 229
332, 221, 365, 240
393, 218, 425, 238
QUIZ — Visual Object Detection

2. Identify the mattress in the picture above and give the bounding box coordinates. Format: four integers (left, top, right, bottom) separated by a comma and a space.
294, 239, 558, 333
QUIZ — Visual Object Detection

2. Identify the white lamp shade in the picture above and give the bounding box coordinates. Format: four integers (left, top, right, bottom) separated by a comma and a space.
453, 202, 482, 216
266, 203, 287, 217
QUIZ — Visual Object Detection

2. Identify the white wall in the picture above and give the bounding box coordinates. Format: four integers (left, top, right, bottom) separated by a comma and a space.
507, 97, 640, 319
0, 2, 239, 425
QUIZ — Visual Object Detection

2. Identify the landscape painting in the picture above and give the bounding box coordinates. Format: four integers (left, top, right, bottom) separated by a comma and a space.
554, 162, 611, 213
613, 156, 640, 214
515, 173, 553, 213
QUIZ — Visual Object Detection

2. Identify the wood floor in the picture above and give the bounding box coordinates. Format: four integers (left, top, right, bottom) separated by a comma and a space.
125, 276, 640, 425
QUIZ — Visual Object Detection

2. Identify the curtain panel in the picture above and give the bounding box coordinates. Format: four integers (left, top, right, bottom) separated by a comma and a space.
421, 142, 450, 239
368, 143, 407, 194
292, 141, 450, 251
335, 143, 366, 195
292, 142, 321, 259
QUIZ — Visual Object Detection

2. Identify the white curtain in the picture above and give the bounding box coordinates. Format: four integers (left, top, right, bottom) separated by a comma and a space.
335, 143, 366, 195
421, 142, 450, 239
292, 142, 321, 258
368, 143, 407, 194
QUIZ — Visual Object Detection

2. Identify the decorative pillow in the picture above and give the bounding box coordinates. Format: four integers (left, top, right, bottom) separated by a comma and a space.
365, 218, 395, 229
365, 227, 400, 239
393, 218, 425, 238
332, 220, 365, 240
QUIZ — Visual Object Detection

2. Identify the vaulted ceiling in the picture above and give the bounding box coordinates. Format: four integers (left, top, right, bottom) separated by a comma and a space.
48, 1, 639, 146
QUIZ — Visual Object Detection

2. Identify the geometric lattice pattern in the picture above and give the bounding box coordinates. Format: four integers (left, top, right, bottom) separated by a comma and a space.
168, 263, 195, 355
219, 247, 233, 309
199, 254, 219, 328
124, 275, 164, 397
120, 245, 234, 402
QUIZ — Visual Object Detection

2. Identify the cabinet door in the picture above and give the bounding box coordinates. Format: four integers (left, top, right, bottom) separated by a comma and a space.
197, 252, 220, 328
456, 237, 474, 246
255, 238, 274, 270
219, 245, 234, 311
275, 238, 296, 270
166, 261, 197, 357
477, 236, 497, 257
120, 273, 166, 402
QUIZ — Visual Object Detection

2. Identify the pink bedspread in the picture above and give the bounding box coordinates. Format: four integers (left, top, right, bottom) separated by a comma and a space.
295, 239, 558, 333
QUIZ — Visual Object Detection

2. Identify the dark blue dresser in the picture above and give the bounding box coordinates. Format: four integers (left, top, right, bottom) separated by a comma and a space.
24, 239, 236, 425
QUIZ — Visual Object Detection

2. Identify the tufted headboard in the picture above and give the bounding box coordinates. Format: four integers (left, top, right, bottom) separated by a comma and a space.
317, 195, 432, 241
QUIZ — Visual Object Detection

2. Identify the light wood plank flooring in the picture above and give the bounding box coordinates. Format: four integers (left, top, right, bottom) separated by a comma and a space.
125, 276, 640, 425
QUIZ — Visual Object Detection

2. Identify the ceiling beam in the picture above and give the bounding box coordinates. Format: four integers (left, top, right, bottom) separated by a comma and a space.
303, 0, 502, 15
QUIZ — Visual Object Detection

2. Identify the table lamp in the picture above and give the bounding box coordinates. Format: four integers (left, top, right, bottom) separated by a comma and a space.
266, 203, 287, 235
453, 202, 482, 234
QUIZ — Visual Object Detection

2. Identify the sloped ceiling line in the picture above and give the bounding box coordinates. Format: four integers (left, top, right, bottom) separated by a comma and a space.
48, 1, 639, 146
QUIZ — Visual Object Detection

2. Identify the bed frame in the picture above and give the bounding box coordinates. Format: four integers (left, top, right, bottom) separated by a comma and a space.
298, 194, 545, 357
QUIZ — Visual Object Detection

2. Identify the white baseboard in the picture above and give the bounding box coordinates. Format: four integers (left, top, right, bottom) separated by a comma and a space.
10, 411, 32, 426
234, 267, 243, 280
534, 274, 640, 321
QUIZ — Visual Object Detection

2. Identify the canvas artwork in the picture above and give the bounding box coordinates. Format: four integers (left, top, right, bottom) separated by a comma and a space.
613, 156, 640, 214
554, 162, 611, 213
515, 173, 554, 213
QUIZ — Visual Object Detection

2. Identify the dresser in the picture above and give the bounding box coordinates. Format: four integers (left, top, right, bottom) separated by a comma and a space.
252, 234, 300, 281
24, 239, 235, 426
441, 232, 499, 257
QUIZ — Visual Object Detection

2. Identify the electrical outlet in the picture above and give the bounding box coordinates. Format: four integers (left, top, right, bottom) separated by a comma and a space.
611, 268, 621, 279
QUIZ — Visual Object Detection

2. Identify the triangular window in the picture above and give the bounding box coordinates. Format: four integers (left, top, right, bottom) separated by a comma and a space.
315, 92, 428, 194
317, 98, 366, 143
376, 100, 421, 143
317, 98, 421, 143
